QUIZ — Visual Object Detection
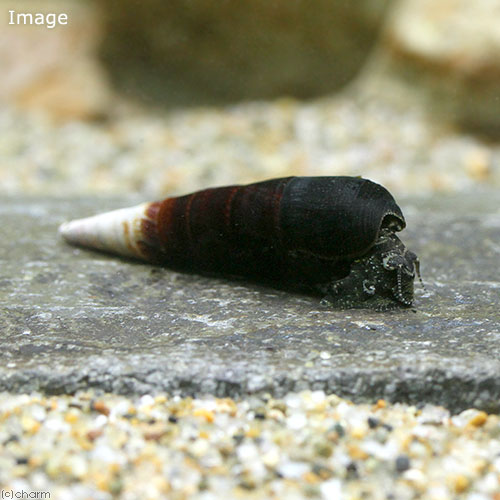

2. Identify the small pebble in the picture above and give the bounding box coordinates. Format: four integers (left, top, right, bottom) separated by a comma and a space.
91, 401, 110, 417
395, 454, 411, 473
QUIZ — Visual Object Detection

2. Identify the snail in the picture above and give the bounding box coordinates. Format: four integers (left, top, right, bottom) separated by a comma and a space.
59, 176, 421, 310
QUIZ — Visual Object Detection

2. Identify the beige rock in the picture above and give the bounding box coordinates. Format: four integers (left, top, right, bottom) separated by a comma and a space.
0, 0, 111, 120
375, 0, 500, 135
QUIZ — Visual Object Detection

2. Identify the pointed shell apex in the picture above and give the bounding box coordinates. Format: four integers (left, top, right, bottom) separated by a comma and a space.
59, 202, 152, 260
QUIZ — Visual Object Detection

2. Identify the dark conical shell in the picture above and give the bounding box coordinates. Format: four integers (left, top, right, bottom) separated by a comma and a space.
59, 176, 416, 307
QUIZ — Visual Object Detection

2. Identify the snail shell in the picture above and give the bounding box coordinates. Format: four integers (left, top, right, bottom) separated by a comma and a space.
59, 176, 420, 309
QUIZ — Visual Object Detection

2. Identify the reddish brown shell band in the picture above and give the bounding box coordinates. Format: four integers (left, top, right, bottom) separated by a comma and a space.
138, 178, 290, 269
138, 201, 164, 262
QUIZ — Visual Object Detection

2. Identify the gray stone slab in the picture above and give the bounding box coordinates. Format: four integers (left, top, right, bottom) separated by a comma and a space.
1, 191, 499, 412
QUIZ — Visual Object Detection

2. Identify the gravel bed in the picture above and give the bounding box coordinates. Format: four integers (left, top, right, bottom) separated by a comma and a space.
0, 94, 498, 198
1, 390, 500, 500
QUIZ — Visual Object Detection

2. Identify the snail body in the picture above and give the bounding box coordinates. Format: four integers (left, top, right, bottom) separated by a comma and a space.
59, 176, 419, 310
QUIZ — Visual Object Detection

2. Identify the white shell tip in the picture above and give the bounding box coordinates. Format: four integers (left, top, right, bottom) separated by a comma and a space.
59, 203, 152, 260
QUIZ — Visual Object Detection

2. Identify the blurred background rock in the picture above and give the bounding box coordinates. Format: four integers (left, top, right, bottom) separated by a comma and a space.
0, 0, 110, 120
99, 0, 391, 106
0, 0, 498, 196
365, 0, 500, 137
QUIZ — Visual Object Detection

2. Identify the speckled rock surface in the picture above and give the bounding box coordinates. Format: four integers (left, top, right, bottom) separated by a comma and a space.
1, 191, 499, 412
